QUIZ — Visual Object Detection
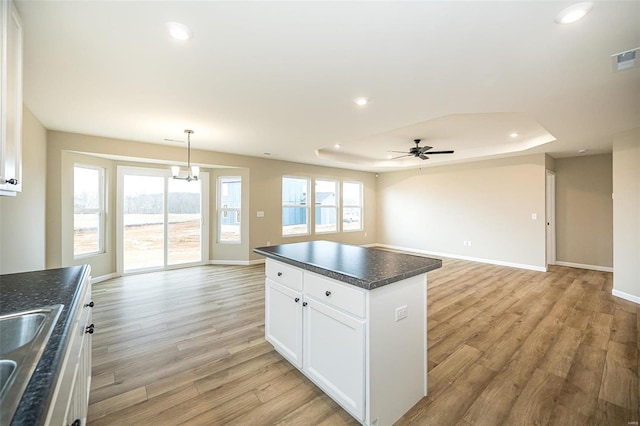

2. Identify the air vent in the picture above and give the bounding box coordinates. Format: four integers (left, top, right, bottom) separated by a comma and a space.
612, 48, 639, 72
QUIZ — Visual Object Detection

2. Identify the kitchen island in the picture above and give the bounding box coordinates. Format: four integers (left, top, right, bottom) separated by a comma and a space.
253, 241, 442, 426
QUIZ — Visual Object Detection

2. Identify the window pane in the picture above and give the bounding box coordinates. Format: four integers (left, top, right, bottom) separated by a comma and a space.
283, 207, 308, 235
343, 182, 362, 206
283, 177, 308, 206
220, 210, 240, 242
220, 176, 241, 209
315, 179, 337, 207
343, 207, 362, 231
315, 207, 337, 233
168, 178, 201, 265
74, 213, 100, 255
123, 175, 165, 271
74, 166, 102, 257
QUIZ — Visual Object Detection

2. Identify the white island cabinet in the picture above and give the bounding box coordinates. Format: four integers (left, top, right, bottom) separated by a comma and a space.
257, 241, 442, 426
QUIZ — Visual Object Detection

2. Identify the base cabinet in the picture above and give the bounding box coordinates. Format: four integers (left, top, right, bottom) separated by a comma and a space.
264, 259, 427, 426
46, 271, 93, 426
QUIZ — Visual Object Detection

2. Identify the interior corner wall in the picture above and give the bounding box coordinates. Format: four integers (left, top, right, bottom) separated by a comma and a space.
612, 128, 640, 303
555, 154, 613, 268
0, 106, 47, 274
376, 154, 547, 270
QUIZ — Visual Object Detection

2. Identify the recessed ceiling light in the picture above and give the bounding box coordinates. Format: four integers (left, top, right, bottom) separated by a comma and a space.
510, 132, 519, 138
334, 144, 341, 149
166, 22, 193, 40
555, 2, 593, 24
263, 152, 272, 156
354, 97, 368, 107
578, 148, 589, 154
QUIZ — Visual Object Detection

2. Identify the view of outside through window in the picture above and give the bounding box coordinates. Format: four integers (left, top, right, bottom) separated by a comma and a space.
219, 176, 241, 242
282, 177, 309, 235
315, 179, 337, 233
122, 173, 202, 271
74, 166, 103, 256
343, 182, 363, 231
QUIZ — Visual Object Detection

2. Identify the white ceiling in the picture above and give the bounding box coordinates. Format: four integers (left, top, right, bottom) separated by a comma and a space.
16, 1, 640, 172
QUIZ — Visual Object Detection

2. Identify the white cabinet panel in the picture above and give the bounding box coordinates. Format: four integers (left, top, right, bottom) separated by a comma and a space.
303, 297, 365, 421
265, 278, 303, 368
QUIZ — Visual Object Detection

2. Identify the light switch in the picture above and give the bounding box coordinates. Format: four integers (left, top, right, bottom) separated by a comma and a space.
531, 213, 538, 220
257, 211, 265, 217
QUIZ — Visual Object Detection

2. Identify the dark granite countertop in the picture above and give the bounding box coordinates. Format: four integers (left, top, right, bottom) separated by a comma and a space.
253, 241, 442, 290
0, 265, 90, 426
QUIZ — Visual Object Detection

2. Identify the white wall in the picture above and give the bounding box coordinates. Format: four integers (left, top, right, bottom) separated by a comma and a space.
376, 154, 547, 270
0, 107, 47, 273
612, 128, 640, 303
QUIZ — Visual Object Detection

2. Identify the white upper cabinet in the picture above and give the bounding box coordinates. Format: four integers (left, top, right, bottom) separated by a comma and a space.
0, 0, 23, 195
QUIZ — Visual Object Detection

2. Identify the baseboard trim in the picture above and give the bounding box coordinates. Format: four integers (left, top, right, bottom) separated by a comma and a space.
612, 289, 640, 305
91, 273, 118, 284
555, 261, 613, 273
374, 244, 547, 272
208, 259, 265, 266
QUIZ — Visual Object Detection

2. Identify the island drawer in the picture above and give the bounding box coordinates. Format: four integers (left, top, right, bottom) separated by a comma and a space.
304, 272, 365, 318
266, 259, 303, 291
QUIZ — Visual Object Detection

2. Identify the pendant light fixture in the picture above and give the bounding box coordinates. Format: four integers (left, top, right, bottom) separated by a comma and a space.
171, 129, 199, 182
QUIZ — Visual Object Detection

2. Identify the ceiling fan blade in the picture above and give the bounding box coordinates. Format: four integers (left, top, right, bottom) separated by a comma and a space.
388, 150, 409, 154
426, 150, 454, 154
390, 154, 411, 160
418, 146, 433, 153
419, 154, 429, 160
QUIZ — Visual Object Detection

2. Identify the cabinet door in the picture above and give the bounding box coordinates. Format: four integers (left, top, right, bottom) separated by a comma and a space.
265, 279, 303, 368
303, 297, 365, 421
0, 0, 22, 194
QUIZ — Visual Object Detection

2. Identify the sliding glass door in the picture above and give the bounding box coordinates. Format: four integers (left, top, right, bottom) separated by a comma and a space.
118, 166, 208, 274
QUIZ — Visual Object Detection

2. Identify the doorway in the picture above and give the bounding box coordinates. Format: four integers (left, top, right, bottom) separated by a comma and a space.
545, 169, 556, 267
116, 166, 209, 274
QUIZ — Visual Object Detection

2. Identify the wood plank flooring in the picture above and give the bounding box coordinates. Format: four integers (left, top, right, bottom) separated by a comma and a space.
87, 260, 639, 425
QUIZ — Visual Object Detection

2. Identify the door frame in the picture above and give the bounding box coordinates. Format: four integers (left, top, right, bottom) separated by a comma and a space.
545, 169, 556, 268
116, 165, 209, 275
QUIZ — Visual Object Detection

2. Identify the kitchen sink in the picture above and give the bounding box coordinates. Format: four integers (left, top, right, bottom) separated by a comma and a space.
0, 305, 63, 425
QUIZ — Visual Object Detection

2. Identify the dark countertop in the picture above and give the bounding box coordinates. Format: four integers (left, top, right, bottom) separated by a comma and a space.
253, 241, 442, 290
0, 265, 91, 426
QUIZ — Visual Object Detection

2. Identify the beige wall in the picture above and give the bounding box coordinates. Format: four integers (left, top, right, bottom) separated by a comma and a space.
376, 154, 547, 270
46, 131, 377, 276
555, 154, 613, 268
0, 107, 47, 274
612, 128, 640, 302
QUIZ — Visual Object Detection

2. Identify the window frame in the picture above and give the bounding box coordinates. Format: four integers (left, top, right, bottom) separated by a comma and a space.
342, 180, 363, 232
217, 175, 242, 244
314, 178, 339, 234
282, 175, 311, 237
73, 164, 106, 258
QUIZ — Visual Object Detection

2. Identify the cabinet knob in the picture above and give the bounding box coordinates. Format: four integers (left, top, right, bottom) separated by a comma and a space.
302, 302, 308, 307
277, 272, 283, 277
294, 297, 300, 302
85, 324, 95, 334
85, 301, 95, 308
325, 291, 331, 297
71, 420, 81, 426
1, 178, 18, 185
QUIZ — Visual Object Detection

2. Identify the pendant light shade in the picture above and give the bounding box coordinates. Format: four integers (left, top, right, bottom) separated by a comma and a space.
172, 129, 199, 182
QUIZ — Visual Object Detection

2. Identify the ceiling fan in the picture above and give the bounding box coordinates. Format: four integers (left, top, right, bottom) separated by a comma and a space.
389, 139, 454, 160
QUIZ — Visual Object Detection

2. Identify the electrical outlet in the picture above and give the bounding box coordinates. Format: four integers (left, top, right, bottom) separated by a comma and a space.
468, 241, 472, 247
531, 213, 538, 220
266, 241, 271, 246
395, 305, 408, 322
257, 211, 265, 217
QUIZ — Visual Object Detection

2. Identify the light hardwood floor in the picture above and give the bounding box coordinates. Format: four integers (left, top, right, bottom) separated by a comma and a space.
87, 259, 639, 425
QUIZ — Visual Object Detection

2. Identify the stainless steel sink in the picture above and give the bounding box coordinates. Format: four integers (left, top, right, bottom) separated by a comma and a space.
0, 305, 63, 425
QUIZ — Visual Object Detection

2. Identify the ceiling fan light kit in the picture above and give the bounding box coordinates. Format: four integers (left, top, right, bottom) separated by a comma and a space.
389, 139, 455, 161
171, 129, 199, 182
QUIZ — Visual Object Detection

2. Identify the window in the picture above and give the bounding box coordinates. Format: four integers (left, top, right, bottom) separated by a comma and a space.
343, 181, 363, 231
282, 176, 310, 236
315, 179, 337, 233
218, 176, 241, 243
74, 165, 105, 257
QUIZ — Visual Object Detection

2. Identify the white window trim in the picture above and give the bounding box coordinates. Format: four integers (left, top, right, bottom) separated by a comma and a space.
73, 164, 106, 258
218, 175, 242, 244
282, 175, 310, 237
342, 180, 364, 232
